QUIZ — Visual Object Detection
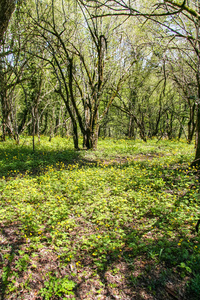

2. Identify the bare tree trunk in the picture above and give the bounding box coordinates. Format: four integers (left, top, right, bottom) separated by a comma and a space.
49, 107, 55, 142
128, 116, 135, 138
0, 0, 15, 43
72, 121, 79, 150
194, 81, 200, 166
193, 18, 200, 167
92, 123, 100, 150
0, 75, 13, 140
32, 108, 35, 152
37, 111, 40, 144
188, 103, 196, 143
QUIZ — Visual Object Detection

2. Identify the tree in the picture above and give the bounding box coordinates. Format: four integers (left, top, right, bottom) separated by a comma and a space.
166, 47, 197, 143
0, 2, 33, 142
24, 0, 134, 150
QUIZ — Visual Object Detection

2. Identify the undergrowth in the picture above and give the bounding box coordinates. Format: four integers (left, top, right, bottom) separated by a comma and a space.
0, 136, 199, 299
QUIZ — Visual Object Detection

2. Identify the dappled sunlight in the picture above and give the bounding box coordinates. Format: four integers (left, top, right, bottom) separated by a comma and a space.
0, 137, 199, 299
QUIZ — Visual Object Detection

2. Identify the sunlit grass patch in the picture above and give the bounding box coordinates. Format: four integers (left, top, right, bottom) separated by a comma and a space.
0, 137, 199, 299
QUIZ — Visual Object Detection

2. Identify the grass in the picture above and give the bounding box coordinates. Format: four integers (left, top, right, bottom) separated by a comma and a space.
0, 136, 200, 299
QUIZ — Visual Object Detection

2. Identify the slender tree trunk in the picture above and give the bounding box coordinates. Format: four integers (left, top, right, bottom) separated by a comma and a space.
85, 110, 100, 150
49, 108, 55, 142
37, 114, 40, 144
1, 93, 7, 141
194, 82, 200, 165
91, 123, 99, 150
193, 21, 200, 166
178, 117, 185, 140
188, 103, 196, 143
128, 116, 135, 138
13, 104, 19, 144
72, 121, 79, 150
0, 80, 13, 140
32, 108, 35, 152
0, 60, 7, 140
41, 112, 48, 134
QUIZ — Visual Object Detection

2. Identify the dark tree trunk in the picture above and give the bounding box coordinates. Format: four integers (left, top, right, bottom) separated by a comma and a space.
0, 79, 13, 140
193, 31, 200, 167
178, 117, 185, 140
0, 0, 15, 43
83, 120, 99, 150
128, 116, 135, 138
188, 103, 196, 143
32, 108, 35, 152
194, 84, 200, 166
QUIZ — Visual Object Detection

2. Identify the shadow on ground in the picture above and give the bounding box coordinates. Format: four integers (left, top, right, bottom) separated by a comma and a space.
2, 222, 198, 299
0, 145, 81, 178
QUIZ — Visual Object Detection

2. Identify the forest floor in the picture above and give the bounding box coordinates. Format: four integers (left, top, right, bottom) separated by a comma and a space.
0, 136, 200, 300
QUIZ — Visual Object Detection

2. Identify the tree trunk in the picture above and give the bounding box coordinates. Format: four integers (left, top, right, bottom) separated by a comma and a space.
0, 81, 13, 140
194, 87, 200, 166
128, 116, 135, 138
83, 126, 99, 150
187, 103, 196, 143
91, 123, 99, 150
0, 0, 15, 43
178, 117, 186, 140
72, 121, 79, 150
193, 25, 200, 167
32, 107, 35, 152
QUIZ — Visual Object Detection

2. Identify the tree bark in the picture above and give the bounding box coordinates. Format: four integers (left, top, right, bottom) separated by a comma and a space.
193, 14, 200, 167
0, 0, 15, 43
128, 116, 135, 138
194, 82, 200, 166
187, 103, 196, 143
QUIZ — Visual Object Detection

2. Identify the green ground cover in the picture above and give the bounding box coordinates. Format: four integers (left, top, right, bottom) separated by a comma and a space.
0, 137, 200, 299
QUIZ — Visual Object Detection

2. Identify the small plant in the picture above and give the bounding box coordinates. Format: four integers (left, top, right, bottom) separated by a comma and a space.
178, 262, 192, 278
15, 254, 30, 272
39, 275, 76, 300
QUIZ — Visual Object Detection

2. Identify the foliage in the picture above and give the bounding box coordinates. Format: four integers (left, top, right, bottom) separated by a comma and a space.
0, 136, 200, 299
39, 275, 76, 300
1, 0, 199, 152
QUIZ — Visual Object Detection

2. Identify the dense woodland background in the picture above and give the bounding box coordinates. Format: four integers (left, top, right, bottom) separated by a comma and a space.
0, 0, 200, 163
